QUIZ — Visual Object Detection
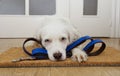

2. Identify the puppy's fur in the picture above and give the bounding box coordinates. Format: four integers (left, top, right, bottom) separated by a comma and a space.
34, 17, 88, 62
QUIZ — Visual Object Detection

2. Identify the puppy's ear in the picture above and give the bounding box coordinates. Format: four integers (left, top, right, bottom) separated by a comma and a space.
35, 33, 41, 41
35, 30, 42, 42
33, 30, 42, 47
67, 26, 81, 44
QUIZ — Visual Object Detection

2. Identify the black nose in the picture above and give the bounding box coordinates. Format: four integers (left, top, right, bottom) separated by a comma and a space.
53, 52, 62, 60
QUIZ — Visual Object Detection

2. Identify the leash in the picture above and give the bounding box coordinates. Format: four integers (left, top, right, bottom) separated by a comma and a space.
23, 36, 106, 59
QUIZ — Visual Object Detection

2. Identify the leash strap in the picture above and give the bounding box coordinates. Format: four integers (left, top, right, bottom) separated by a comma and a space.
66, 36, 93, 57
23, 38, 40, 56
32, 48, 48, 59
83, 39, 106, 56
23, 38, 49, 59
66, 36, 106, 57
23, 36, 106, 59
66, 36, 93, 52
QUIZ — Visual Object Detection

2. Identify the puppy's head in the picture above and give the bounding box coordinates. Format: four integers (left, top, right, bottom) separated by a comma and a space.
35, 17, 79, 61
36, 26, 70, 61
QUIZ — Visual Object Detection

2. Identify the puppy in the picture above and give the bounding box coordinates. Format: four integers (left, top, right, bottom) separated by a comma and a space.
35, 17, 88, 62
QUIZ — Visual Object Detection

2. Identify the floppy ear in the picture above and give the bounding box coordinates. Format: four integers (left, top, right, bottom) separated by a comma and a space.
59, 17, 81, 43
35, 30, 41, 41
68, 26, 81, 44
33, 30, 43, 47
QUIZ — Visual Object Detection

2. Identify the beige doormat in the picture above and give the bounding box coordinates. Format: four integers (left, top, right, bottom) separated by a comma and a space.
0, 47, 120, 67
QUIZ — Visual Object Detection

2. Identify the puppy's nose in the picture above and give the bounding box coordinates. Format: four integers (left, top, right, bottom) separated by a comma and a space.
53, 52, 62, 60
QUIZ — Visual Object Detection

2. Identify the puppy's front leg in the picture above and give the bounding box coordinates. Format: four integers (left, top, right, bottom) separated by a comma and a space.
71, 48, 88, 62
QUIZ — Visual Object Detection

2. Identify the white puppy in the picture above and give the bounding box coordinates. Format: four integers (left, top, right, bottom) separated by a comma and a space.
35, 17, 88, 62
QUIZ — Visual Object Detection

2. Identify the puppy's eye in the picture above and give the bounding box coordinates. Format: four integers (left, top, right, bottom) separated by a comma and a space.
44, 39, 51, 43
61, 37, 66, 41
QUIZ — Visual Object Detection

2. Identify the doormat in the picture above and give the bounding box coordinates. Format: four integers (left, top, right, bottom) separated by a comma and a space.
0, 47, 120, 67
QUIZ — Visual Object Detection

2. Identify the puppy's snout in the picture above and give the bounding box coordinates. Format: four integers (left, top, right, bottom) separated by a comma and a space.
53, 52, 62, 60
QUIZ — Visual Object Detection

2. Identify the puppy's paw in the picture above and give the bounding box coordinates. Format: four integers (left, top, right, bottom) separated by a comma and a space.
71, 48, 88, 63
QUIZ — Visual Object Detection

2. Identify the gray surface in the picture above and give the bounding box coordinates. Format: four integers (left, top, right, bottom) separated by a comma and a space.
83, 0, 98, 15
0, 0, 25, 15
29, 0, 56, 15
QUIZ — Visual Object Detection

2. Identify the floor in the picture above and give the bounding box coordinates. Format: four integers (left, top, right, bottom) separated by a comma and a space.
0, 38, 120, 76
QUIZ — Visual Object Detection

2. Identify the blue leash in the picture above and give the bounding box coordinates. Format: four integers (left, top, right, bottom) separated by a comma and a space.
23, 36, 106, 59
